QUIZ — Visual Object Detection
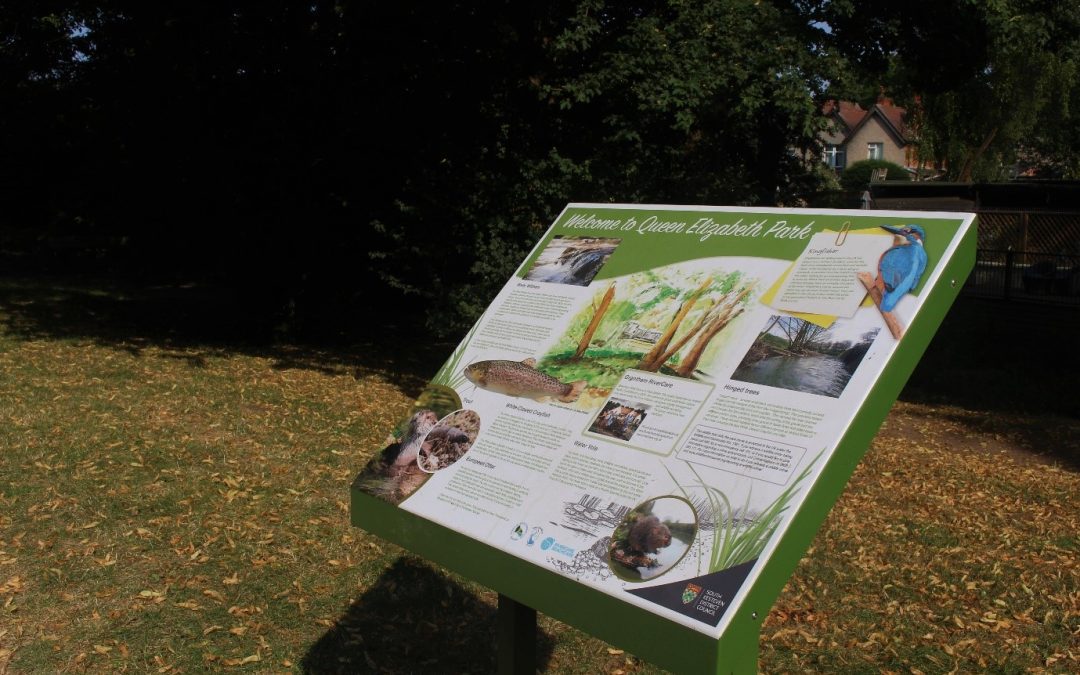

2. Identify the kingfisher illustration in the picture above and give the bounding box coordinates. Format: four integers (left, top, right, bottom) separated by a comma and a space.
874, 224, 928, 312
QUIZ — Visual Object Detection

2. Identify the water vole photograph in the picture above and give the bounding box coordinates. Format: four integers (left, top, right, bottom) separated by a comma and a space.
524, 236, 621, 286
731, 315, 881, 398
608, 496, 697, 582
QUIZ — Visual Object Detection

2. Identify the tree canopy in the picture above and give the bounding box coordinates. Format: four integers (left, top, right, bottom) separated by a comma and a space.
2, 2, 1077, 337
812, 0, 1080, 180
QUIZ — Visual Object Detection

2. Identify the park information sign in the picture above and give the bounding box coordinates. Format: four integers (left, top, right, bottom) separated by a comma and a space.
351, 204, 976, 673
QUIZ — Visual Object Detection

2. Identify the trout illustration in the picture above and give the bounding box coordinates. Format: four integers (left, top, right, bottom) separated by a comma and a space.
464, 358, 587, 403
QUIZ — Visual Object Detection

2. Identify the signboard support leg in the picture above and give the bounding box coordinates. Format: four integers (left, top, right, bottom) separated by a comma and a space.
497, 593, 536, 675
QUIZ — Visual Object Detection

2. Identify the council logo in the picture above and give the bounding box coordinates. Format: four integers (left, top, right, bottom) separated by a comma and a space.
682, 583, 703, 605
511, 522, 527, 541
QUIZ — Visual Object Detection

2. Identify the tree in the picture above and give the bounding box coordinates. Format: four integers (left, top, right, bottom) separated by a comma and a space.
817, 0, 1080, 180
773, 316, 827, 353
638, 276, 713, 371
574, 282, 615, 360
633, 273, 750, 375
672, 286, 752, 376
0, 2, 855, 336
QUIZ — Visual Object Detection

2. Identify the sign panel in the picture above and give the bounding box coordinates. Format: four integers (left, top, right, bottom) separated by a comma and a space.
352, 204, 975, 670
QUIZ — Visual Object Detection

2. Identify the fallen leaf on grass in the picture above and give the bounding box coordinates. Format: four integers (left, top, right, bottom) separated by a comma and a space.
228, 605, 261, 616
93, 644, 112, 654
203, 589, 226, 602
175, 600, 201, 611
222, 653, 260, 666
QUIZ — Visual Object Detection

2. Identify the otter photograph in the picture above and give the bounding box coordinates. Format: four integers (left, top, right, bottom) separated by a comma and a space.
608, 496, 697, 582
524, 236, 620, 286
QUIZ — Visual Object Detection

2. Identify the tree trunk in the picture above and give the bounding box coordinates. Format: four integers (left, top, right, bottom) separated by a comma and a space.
958, 126, 999, 182
790, 320, 810, 352
672, 287, 750, 376
675, 307, 745, 377
644, 300, 717, 372
573, 282, 615, 360
757, 315, 780, 339
637, 276, 712, 370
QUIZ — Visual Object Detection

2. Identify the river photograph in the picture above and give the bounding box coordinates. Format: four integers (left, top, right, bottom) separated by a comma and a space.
731, 315, 880, 398
524, 235, 621, 286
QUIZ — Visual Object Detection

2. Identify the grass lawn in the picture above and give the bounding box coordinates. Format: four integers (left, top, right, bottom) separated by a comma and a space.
0, 278, 1077, 673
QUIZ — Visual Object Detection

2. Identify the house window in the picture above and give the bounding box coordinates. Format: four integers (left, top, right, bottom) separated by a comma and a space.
823, 144, 845, 170
867, 142, 884, 160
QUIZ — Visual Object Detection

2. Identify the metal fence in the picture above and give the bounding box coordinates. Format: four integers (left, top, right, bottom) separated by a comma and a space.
976, 211, 1080, 255
965, 248, 1080, 305
966, 211, 1080, 305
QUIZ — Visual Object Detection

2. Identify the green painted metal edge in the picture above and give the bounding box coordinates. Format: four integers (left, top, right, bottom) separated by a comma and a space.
350, 216, 976, 674
724, 217, 978, 669
350, 485, 729, 673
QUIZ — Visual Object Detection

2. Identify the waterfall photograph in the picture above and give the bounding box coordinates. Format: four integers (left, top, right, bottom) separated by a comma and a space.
524, 236, 621, 286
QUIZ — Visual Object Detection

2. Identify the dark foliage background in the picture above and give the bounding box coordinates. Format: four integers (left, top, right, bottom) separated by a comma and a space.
3, 1, 1077, 340
0, 2, 844, 340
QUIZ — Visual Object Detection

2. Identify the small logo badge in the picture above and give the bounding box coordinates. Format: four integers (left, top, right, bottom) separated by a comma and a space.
527, 527, 543, 546
682, 583, 703, 605
540, 537, 555, 550
511, 522, 527, 540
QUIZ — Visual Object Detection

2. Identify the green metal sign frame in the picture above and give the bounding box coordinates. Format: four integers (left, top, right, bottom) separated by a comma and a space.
351, 205, 976, 673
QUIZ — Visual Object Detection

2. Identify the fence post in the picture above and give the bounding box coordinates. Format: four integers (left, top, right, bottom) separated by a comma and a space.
1020, 212, 1029, 254
1004, 247, 1014, 300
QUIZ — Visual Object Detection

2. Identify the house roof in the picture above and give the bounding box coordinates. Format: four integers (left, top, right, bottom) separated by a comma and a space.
823, 99, 909, 146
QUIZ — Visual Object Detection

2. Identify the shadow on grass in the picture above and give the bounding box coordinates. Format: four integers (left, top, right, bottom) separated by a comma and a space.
2, 276, 1076, 452
900, 295, 1080, 471
901, 401, 1080, 473
903, 296, 1080, 417
0, 275, 452, 400
300, 556, 555, 674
